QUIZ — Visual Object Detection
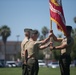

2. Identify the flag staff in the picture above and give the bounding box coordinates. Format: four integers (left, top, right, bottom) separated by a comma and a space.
49, 14, 53, 43
50, 19, 52, 30
50, 19, 53, 60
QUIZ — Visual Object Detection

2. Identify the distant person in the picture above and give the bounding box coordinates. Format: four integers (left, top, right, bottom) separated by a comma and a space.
50, 26, 74, 75
21, 28, 32, 75
24, 29, 52, 75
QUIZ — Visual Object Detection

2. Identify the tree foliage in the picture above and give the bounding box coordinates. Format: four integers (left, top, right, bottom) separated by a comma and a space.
71, 17, 76, 60
71, 28, 76, 60
0, 25, 11, 60
0, 25, 11, 44
41, 26, 49, 38
74, 17, 76, 23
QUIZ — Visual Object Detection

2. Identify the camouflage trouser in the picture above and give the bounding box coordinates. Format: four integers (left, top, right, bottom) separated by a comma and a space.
22, 56, 29, 75
59, 53, 71, 75
27, 58, 39, 75
22, 64, 29, 75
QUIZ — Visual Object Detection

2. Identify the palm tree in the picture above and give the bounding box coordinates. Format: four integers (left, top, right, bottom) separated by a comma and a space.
0, 27, 1, 38
39, 35, 44, 41
73, 17, 76, 37
41, 26, 51, 66
0, 28, 1, 34
71, 17, 76, 60
41, 26, 49, 38
71, 28, 76, 37
74, 17, 76, 23
0, 25, 11, 61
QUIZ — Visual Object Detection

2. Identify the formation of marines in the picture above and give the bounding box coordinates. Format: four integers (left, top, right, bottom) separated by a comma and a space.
21, 26, 74, 75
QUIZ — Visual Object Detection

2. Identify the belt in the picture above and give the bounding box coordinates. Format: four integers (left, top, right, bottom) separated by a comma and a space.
28, 55, 35, 59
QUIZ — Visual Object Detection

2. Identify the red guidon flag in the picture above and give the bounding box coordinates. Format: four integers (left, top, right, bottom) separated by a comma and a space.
49, 0, 67, 35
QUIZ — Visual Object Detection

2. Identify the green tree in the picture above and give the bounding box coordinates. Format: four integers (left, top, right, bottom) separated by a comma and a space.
0, 25, 11, 60
0, 27, 1, 37
0, 28, 1, 40
39, 35, 44, 41
71, 17, 76, 60
72, 28, 76, 37
74, 17, 76, 23
41, 26, 49, 38
39, 26, 50, 60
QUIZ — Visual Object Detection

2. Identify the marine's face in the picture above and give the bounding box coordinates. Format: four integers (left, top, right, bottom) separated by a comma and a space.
24, 31, 30, 37
66, 30, 71, 37
33, 34, 38, 41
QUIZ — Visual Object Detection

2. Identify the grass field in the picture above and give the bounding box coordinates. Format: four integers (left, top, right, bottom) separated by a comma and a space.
0, 67, 76, 75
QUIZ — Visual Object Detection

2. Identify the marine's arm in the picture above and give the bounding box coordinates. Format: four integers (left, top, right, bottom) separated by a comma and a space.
39, 33, 52, 45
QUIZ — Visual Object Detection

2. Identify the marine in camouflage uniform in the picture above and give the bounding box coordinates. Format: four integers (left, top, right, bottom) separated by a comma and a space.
24, 30, 52, 75
21, 28, 32, 75
50, 26, 74, 75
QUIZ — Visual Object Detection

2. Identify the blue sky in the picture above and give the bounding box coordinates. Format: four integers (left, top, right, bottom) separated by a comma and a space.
0, 0, 76, 41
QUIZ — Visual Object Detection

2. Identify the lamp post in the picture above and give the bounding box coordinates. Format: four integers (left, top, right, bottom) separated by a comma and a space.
16, 35, 20, 42
16, 35, 20, 60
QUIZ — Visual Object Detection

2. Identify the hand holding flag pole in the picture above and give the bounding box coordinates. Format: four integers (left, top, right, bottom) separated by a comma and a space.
49, 0, 67, 59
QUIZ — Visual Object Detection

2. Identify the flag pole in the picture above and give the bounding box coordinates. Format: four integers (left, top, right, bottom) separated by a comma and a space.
50, 19, 52, 30
50, 19, 53, 60
49, 0, 53, 61
50, 19, 53, 42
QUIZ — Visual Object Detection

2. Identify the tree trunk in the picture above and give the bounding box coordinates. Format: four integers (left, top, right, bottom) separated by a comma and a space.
4, 43, 6, 61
